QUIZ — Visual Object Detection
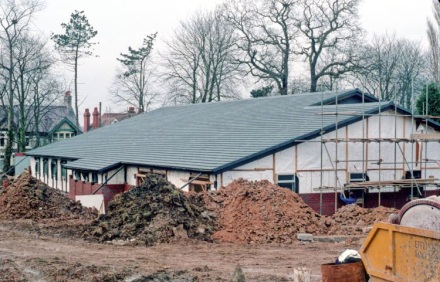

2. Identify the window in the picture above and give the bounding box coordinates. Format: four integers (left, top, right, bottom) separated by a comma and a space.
61, 160, 67, 179
277, 174, 299, 193
53, 131, 74, 142
35, 159, 40, 175
405, 170, 421, 179
92, 173, 98, 184
188, 173, 211, 192
51, 160, 58, 180
81, 171, 89, 182
43, 158, 48, 175
349, 172, 369, 183
74, 171, 81, 181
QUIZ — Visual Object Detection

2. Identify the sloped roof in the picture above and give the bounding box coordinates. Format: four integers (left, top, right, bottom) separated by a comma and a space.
0, 105, 78, 134
101, 112, 137, 127
26, 89, 421, 173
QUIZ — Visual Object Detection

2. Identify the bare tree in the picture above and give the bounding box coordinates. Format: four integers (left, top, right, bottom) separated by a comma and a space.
395, 40, 427, 109
30, 74, 65, 148
427, 0, 440, 83
295, 0, 363, 92
350, 34, 427, 108
223, 0, 297, 96
111, 33, 158, 112
162, 8, 242, 104
14, 34, 54, 152
0, 0, 43, 173
353, 35, 402, 101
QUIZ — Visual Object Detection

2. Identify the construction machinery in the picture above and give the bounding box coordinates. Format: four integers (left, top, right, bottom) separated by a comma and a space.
360, 196, 440, 281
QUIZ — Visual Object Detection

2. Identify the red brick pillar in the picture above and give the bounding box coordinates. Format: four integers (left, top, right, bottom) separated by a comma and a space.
92, 107, 99, 129
83, 109, 91, 132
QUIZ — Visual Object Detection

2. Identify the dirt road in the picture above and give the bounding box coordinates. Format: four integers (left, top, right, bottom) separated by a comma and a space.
0, 220, 363, 281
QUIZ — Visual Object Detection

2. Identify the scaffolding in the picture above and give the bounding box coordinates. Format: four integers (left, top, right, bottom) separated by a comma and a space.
306, 89, 440, 214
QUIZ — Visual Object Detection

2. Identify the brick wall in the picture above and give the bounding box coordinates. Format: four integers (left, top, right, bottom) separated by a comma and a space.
300, 188, 440, 216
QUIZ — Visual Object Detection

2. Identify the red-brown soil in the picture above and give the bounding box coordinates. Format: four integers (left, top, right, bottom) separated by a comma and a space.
199, 179, 328, 243
326, 204, 398, 235
0, 173, 397, 281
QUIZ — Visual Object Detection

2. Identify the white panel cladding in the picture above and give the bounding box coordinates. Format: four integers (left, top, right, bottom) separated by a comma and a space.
293, 125, 347, 193
236, 154, 273, 169
104, 167, 125, 184
126, 166, 138, 186
167, 170, 191, 191
270, 110, 440, 194
275, 147, 295, 174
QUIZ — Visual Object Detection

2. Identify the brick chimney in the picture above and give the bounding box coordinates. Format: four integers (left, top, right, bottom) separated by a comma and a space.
92, 107, 99, 129
128, 107, 135, 114
83, 108, 91, 133
64, 91, 72, 108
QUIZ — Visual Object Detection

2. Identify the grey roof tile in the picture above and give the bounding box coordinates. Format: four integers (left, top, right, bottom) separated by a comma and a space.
27, 89, 404, 172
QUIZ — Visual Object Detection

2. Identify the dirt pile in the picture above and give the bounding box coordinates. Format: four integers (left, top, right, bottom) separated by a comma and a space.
200, 179, 328, 244
327, 204, 398, 235
0, 172, 97, 221
84, 173, 217, 245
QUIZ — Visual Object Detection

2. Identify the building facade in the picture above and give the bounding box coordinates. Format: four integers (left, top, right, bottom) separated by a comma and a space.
26, 89, 440, 215
0, 91, 80, 172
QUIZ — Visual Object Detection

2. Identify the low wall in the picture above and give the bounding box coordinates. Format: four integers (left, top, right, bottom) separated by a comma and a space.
69, 179, 133, 209
300, 188, 440, 216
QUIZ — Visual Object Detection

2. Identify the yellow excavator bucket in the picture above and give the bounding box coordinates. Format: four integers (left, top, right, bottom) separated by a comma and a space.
360, 222, 440, 282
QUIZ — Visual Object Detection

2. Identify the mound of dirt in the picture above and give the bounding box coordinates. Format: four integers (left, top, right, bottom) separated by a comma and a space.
200, 179, 328, 244
326, 204, 398, 235
0, 172, 97, 221
84, 174, 217, 245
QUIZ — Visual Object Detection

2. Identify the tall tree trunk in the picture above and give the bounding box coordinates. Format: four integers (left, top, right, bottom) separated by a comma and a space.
74, 47, 79, 128
4, 41, 14, 173
19, 74, 26, 152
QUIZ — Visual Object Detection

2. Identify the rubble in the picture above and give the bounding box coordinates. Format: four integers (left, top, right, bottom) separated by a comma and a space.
199, 179, 328, 244
0, 171, 400, 244
0, 171, 97, 221
326, 204, 398, 235
84, 173, 217, 245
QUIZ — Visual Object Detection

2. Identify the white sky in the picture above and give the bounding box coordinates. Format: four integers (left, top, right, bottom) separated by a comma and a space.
31, 0, 433, 115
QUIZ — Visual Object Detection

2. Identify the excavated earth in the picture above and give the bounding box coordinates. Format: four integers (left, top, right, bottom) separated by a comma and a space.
195, 179, 329, 244
84, 173, 217, 245
0, 172, 97, 221
327, 204, 398, 235
0, 173, 397, 281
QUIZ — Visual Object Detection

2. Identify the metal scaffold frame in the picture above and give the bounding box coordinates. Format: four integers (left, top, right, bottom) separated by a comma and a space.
310, 88, 440, 214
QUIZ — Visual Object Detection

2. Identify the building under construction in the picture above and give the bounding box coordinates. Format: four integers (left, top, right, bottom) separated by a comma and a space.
26, 89, 440, 215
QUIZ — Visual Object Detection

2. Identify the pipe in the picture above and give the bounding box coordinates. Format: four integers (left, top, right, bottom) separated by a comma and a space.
180, 172, 203, 190
92, 165, 124, 195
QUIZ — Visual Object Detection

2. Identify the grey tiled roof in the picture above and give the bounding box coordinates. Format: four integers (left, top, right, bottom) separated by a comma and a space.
26, 89, 404, 173
0, 105, 77, 133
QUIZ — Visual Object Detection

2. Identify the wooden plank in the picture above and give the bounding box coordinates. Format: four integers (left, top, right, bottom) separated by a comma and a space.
231, 168, 273, 171
411, 133, 440, 141
180, 178, 213, 185
345, 178, 440, 189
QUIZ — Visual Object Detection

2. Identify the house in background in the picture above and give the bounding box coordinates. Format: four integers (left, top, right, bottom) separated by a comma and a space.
0, 91, 81, 173
101, 106, 137, 127
26, 89, 440, 215
82, 106, 138, 133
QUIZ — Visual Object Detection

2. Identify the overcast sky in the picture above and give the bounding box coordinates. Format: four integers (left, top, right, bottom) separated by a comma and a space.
31, 0, 433, 115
